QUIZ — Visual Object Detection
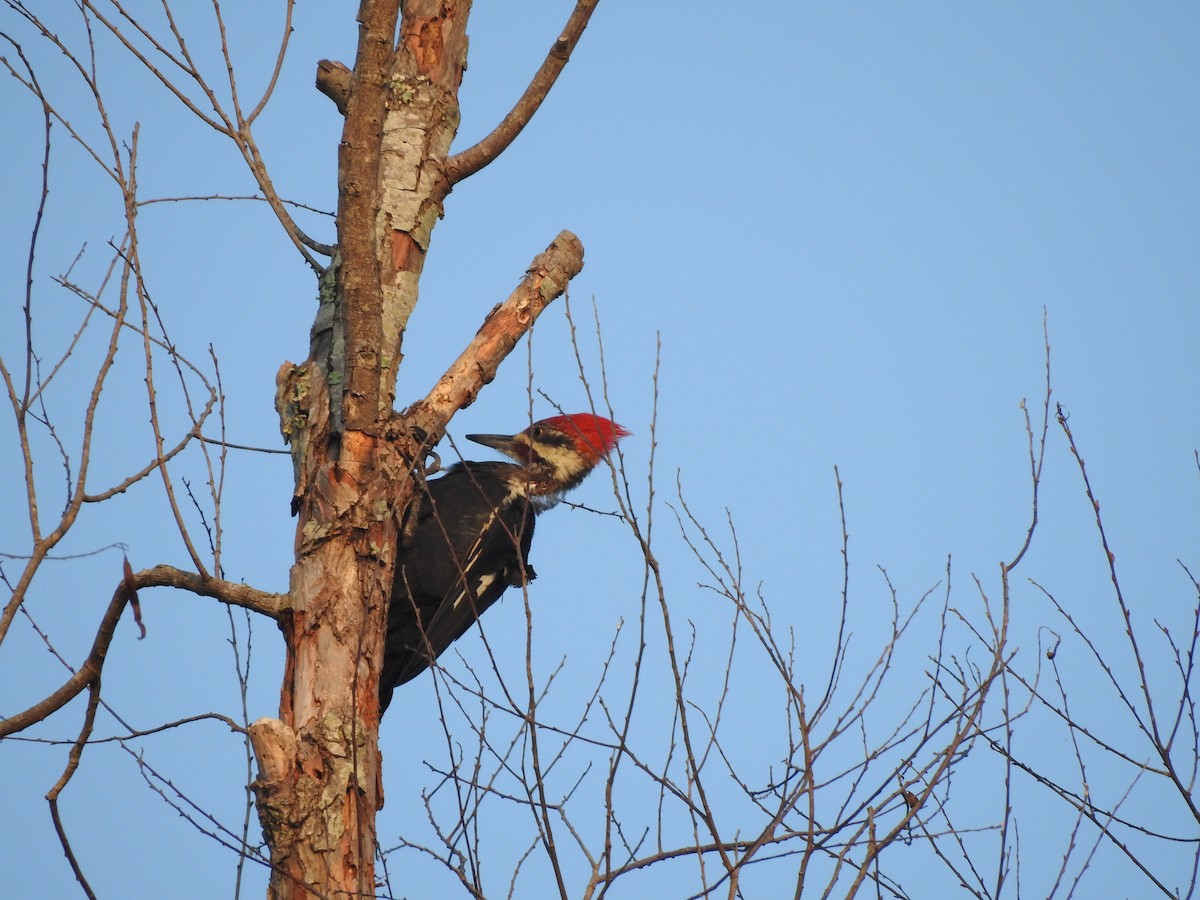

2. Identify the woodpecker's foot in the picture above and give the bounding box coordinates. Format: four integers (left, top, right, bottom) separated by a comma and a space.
392, 422, 442, 475
408, 426, 444, 474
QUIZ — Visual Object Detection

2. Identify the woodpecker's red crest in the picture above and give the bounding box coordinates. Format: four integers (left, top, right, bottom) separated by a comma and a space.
541, 413, 631, 462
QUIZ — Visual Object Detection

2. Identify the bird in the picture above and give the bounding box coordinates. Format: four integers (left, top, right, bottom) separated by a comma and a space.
380, 412, 630, 712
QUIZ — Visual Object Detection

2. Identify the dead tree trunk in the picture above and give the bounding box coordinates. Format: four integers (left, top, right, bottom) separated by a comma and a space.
247, 4, 468, 896
246, 3, 592, 895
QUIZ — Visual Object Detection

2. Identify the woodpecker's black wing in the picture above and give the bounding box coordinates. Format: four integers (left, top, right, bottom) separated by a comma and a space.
381, 462, 535, 711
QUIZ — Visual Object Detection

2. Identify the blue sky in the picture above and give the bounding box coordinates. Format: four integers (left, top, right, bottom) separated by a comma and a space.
2, 2, 1198, 897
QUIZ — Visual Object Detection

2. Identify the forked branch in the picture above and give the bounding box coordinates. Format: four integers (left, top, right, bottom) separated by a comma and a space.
0, 565, 283, 739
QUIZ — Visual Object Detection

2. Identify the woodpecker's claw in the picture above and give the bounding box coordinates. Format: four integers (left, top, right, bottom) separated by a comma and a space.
422, 449, 441, 475
399, 424, 441, 474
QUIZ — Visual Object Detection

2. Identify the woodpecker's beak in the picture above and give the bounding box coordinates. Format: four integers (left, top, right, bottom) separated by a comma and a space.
466, 432, 521, 460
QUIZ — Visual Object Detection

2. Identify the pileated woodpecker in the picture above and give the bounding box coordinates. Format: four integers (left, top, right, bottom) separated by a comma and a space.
380, 412, 630, 712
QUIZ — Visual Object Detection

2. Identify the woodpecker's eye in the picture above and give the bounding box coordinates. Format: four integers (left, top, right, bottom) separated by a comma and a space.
531, 425, 545, 439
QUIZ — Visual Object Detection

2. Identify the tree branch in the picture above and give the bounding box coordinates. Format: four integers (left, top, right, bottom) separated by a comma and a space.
134, 564, 286, 618
0, 566, 284, 738
445, 0, 600, 185
403, 229, 586, 444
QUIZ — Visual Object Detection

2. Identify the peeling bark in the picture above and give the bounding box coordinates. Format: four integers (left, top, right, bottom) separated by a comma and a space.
258, 3, 590, 896
265, 360, 407, 898
260, 7, 472, 893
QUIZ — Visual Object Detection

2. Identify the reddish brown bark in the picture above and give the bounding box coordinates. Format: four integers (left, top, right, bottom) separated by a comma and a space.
251, 3, 469, 897
252, 4, 589, 897
256, 361, 407, 899
250, 2, 463, 893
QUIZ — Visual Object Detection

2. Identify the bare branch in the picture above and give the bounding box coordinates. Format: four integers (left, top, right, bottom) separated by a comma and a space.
404, 230, 586, 446
446, 0, 601, 185
0, 565, 282, 739
46, 678, 103, 900
135, 563, 285, 618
